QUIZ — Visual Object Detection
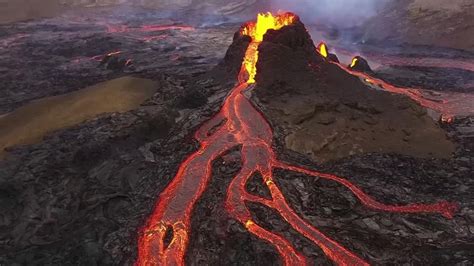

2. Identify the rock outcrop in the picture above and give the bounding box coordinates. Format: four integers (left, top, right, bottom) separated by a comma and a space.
223, 15, 456, 162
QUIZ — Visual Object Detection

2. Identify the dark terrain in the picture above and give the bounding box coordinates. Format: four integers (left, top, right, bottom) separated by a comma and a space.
0, 7, 473, 265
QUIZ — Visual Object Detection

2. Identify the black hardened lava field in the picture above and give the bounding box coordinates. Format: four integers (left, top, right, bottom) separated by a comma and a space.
1, 3, 473, 266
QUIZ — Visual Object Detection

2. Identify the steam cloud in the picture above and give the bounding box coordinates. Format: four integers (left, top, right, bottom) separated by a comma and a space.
268, 0, 388, 27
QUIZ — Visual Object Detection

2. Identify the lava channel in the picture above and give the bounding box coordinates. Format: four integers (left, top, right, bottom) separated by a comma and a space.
137, 12, 459, 266
316, 42, 474, 120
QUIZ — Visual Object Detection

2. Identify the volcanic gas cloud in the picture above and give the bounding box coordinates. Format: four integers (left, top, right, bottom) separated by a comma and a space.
136, 13, 458, 266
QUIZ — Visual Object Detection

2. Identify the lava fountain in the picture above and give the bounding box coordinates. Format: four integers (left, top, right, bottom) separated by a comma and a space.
136, 13, 459, 266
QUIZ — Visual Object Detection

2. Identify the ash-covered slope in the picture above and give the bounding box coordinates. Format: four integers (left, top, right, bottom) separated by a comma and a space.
362, 0, 474, 52
0, 0, 61, 24
224, 16, 455, 162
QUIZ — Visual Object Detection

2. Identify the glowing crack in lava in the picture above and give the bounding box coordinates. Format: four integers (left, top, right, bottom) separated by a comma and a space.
137, 13, 459, 266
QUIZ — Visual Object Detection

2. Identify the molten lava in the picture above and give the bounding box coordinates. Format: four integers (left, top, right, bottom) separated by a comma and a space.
317, 42, 328, 58
240, 12, 296, 84
350, 57, 358, 68
137, 13, 459, 266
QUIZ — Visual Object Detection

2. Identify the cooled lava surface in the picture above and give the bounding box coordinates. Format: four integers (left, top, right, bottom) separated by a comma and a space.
0, 7, 473, 266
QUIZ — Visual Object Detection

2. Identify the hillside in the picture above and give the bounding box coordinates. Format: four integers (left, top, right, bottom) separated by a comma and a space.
363, 0, 474, 52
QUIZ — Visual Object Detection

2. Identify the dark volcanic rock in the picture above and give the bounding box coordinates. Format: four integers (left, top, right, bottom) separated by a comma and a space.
255, 18, 324, 88
175, 88, 208, 109
185, 148, 283, 266
0, 73, 232, 265
376, 65, 474, 93
245, 17, 455, 162
327, 53, 340, 63
245, 172, 272, 200
99, 55, 132, 71
217, 31, 251, 81
348, 56, 373, 74
1, 8, 473, 266
0, 8, 236, 114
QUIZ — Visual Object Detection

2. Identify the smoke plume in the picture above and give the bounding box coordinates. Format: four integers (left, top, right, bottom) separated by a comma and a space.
268, 0, 388, 27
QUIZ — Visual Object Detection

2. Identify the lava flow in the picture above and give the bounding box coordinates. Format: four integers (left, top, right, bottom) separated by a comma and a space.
341, 57, 461, 120
316, 42, 474, 119
137, 13, 459, 266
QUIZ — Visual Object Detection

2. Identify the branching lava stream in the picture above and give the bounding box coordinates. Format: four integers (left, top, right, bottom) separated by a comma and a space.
137, 13, 459, 266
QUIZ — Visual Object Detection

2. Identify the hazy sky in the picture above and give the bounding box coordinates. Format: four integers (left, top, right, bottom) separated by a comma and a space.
269, 0, 388, 26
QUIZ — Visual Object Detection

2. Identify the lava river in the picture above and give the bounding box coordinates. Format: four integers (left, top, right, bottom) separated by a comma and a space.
137, 13, 459, 266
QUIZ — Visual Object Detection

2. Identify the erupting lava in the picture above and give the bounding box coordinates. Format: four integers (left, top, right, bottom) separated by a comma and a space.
241, 13, 296, 84
137, 13, 459, 266
317, 42, 328, 58
350, 57, 358, 68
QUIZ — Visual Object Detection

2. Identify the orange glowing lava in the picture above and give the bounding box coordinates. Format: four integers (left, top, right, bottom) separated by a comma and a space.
317, 42, 328, 58
137, 13, 459, 266
240, 12, 296, 84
